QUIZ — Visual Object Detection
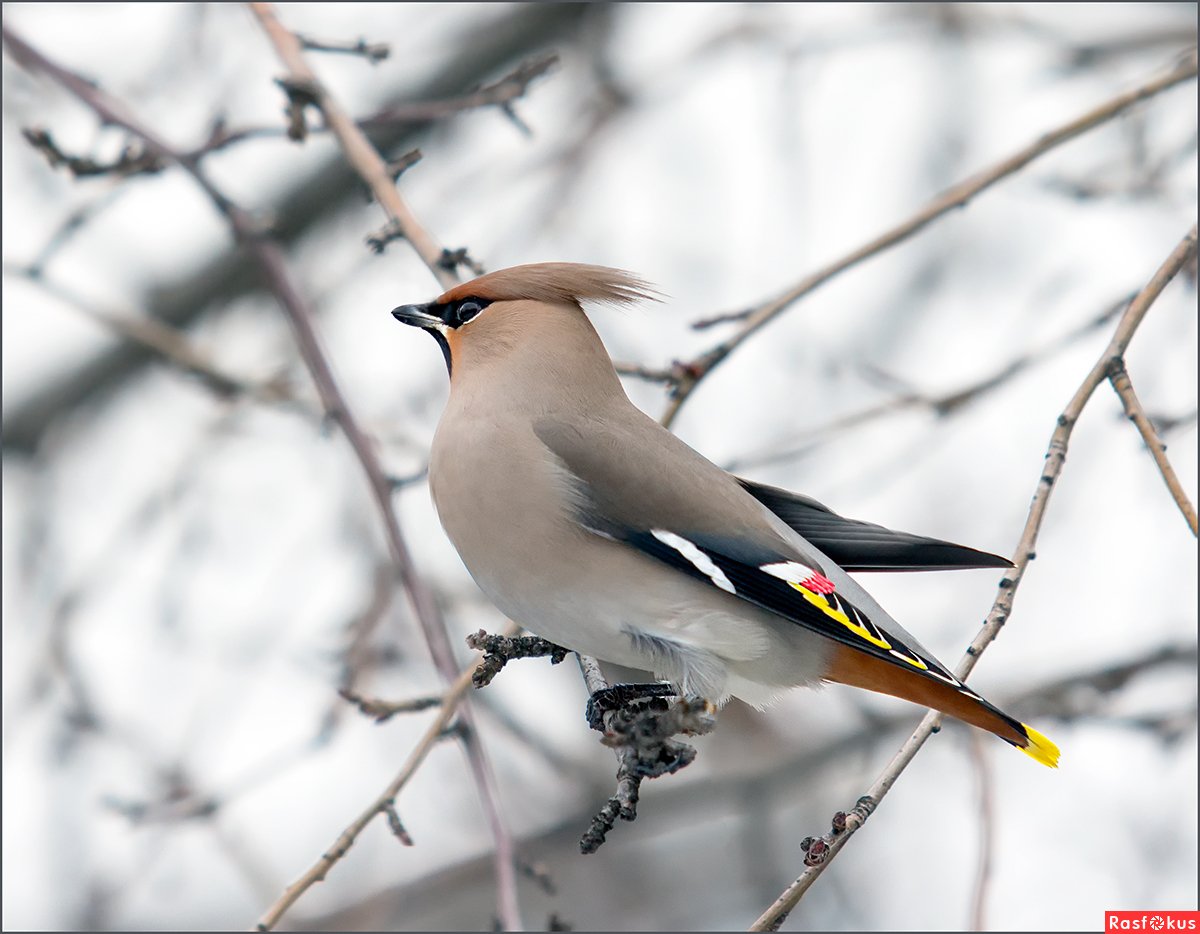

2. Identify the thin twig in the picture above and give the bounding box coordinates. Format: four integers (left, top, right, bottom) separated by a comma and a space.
330, 564, 399, 715
248, 3, 454, 287
337, 689, 442, 723
724, 291, 1133, 472
662, 53, 1198, 428
21, 184, 126, 276
295, 32, 390, 64
255, 628, 516, 931
967, 732, 995, 932
179, 56, 557, 160
363, 53, 557, 131
295, 639, 1195, 931
1107, 358, 1198, 535
3, 264, 300, 409
307, 635, 1197, 928
465, 630, 570, 688
1007, 643, 1197, 716
22, 126, 166, 177
748, 223, 1198, 931
2, 6, 587, 457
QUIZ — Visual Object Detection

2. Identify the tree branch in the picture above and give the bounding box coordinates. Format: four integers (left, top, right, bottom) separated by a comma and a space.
4, 264, 303, 412
295, 31, 390, 64
723, 290, 1133, 472
248, 2, 455, 288
2, 3, 589, 454
660, 52, 1198, 428
2, 19, 525, 930
967, 732, 995, 932
255, 628, 516, 931
748, 222, 1198, 931
246, 6, 531, 926
295, 639, 1195, 931
1107, 358, 1198, 536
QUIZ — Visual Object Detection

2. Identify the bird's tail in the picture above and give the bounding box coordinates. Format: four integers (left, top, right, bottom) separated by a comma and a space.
824, 644, 1060, 767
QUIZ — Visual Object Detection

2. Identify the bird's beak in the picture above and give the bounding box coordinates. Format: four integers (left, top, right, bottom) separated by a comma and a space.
391, 303, 444, 330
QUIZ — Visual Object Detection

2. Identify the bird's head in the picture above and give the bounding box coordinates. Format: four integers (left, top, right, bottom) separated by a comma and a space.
390, 262, 659, 379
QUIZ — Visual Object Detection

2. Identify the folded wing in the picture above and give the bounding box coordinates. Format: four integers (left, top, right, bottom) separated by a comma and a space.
737, 478, 1013, 572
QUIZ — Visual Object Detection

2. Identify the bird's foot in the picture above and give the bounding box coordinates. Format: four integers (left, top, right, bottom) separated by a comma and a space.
585, 682, 677, 732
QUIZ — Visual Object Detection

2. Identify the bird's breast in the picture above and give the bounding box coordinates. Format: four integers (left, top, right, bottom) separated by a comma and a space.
430, 411, 579, 609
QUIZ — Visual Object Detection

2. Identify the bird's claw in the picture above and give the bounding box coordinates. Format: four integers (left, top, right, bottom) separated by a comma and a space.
585, 682, 677, 731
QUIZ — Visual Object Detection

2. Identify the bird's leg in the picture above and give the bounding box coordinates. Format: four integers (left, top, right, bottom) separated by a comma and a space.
585, 682, 677, 732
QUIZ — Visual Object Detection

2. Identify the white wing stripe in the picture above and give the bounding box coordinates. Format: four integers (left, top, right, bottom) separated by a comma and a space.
651, 530, 736, 594
760, 561, 819, 585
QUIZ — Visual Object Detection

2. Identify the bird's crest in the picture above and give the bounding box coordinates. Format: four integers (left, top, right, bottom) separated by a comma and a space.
436, 263, 661, 308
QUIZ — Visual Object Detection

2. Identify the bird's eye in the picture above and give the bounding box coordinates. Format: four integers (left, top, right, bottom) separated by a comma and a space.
454, 299, 486, 326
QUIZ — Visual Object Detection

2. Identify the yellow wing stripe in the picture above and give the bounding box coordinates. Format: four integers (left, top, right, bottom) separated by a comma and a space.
790, 583, 1061, 769
790, 582, 893, 651
791, 584, 934, 673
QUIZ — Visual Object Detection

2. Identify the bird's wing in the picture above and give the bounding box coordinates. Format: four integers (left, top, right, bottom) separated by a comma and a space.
736, 478, 1013, 572
534, 415, 977, 699
534, 413, 1057, 766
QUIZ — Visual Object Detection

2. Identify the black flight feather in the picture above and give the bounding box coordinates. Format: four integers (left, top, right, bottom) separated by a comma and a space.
737, 478, 1013, 573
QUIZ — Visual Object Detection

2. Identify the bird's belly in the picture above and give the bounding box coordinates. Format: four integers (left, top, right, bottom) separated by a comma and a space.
428, 417, 831, 699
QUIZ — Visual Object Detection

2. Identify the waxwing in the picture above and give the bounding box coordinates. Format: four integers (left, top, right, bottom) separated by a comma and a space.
391, 263, 1058, 767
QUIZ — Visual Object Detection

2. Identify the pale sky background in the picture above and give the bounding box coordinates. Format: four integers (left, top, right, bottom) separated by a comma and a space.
2, 3, 1197, 931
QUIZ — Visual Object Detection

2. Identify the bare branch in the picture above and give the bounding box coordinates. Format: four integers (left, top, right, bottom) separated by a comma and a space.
326, 564, 400, 726
20, 185, 126, 276
178, 54, 558, 161
748, 223, 1198, 931
465, 630, 570, 688
22, 126, 166, 178
614, 359, 704, 386
255, 633, 513, 931
295, 32, 390, 64
967, 733, 995, 932
662, 53, 1198, 428
1, 5, 588, 455
360, 53, 557, 131
251, 3, 552, 289
382, 802, 415, 845
1, 20, 525, 929
3, 264, 301, 409
1007, 643, 1197, 719
297, 640, 1194, 931
438, 246, 487, 277
364, 219, 405, 254
725, 291, 1133, 472
1107, 358, 1198, 535
247, 7, 526, 926
337, 689, 442, 723
385, 147, 422, 181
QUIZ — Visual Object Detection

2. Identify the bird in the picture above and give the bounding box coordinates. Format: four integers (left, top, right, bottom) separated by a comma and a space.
390, 262, 1059, 767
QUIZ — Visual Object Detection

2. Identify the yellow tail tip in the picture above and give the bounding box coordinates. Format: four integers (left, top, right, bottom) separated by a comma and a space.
1018, 723, 1060, 768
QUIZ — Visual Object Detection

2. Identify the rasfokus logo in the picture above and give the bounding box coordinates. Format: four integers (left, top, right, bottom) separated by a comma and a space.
1105, 912, 1199, 931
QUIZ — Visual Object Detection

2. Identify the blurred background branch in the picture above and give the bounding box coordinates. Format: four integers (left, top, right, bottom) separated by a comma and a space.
2, 4, 1195, 932
660, 50, 1197, 428
2, 3, 591, 454
749, 220, 1198, 931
